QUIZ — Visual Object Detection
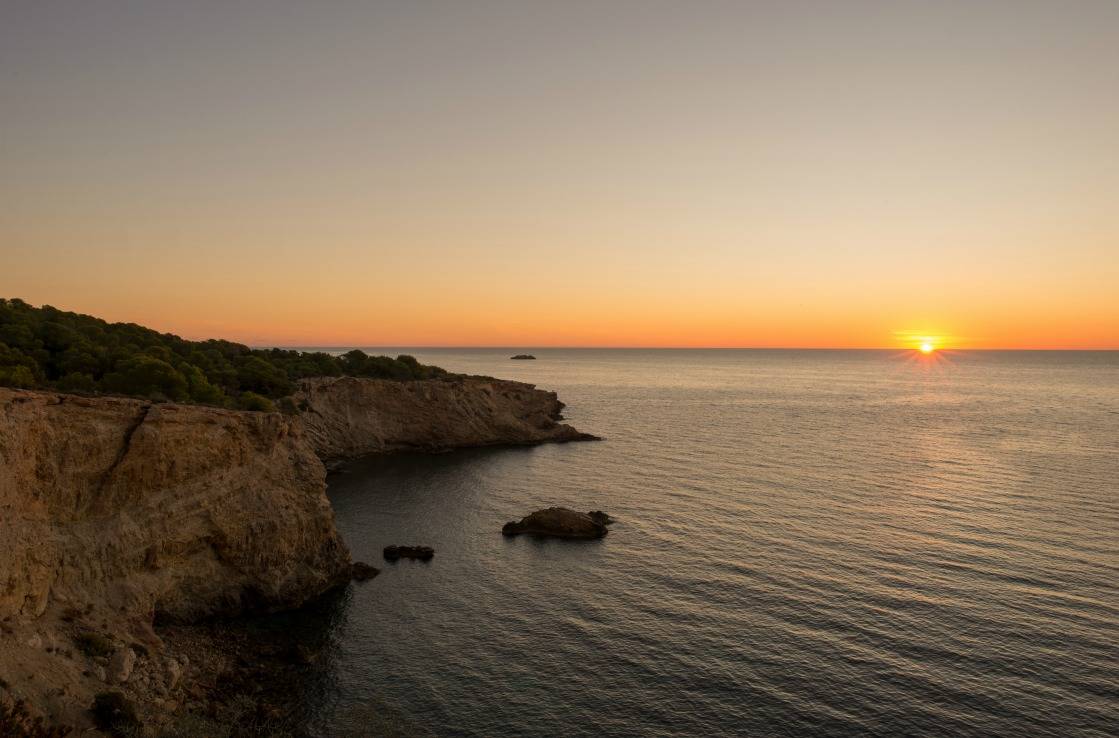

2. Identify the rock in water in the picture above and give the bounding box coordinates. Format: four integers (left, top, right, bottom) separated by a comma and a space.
587, 510, 613, 526
383, 545, 435, 561
350, 561, 380, 581
510, 354, 537, 360
502, 507, 612, 539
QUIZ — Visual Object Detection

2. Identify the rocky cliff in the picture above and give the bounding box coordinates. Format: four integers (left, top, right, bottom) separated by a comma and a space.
0, 376, 594, 733
295, 375, 597, 461
0, 388, 355, 731
0, 389, 350, 624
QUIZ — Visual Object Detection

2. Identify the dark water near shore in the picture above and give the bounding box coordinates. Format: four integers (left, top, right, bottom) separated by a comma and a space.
303, 350, 1118, 737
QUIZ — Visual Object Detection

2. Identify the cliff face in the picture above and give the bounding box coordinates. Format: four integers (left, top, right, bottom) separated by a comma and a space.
0, 389, 351, 624
0, 377, 593, 624
295, 376, 597, 461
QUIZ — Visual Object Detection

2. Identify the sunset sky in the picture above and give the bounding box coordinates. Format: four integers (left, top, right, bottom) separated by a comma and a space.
2, 1, 1117, 348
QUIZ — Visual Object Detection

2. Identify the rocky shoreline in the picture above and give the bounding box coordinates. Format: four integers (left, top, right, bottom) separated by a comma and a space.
0, 376, 595, 735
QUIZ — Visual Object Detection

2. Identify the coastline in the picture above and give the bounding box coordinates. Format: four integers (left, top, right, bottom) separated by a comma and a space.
0, 376, 595, 735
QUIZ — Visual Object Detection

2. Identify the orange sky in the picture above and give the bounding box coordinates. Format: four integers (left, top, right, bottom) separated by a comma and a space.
2, 3, 1117, 349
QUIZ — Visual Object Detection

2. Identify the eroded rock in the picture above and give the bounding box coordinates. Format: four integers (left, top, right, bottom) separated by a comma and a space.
383, 545, 435, 561
502, 508, 612, 539
351, 562, 380, 581
294, 376, 599, 460
108, 648, 136, 684
164, 659, 182, 691
588, 510, 613, 526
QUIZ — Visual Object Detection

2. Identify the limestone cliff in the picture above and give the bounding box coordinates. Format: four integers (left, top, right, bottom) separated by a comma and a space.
0, 376, 594, 733
0, 388, 351, 731
295, 375, 597, 461
0, 389, 350, 624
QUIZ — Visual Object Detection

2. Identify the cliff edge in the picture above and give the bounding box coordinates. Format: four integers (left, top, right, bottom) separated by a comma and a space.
295, 375, 598, 461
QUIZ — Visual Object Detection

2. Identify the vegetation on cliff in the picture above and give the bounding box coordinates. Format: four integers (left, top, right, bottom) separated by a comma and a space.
0, 298, 446, 409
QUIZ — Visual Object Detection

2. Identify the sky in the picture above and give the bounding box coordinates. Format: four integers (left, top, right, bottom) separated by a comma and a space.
2, 1, 1117, 349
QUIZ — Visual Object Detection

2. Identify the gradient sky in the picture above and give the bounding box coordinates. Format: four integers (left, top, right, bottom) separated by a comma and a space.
2, 1, 1117, 348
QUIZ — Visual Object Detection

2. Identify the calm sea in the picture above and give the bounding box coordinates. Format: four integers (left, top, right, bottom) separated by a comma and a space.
290, 350, 1118, 737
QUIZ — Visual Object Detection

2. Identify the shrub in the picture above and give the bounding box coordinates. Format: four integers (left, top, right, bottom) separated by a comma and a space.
238, 392, 275, 412
58, 372, 97, 392
74, 631, 114, 658
0, 365, 36, 388
91, 691, 140, 737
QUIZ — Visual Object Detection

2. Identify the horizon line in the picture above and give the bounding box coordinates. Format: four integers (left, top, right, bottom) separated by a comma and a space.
254, 345, 1119, 352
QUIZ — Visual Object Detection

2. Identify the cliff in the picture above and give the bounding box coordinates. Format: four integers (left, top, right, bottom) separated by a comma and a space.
0, 389, 350, 624
0, 387, 356, 731
295, 375, 597, 461
0, 376, 594, 733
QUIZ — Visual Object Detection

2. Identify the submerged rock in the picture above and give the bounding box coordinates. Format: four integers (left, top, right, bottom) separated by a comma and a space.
383, 545, 435, 561
502, 507, 612, 539
350, 561, 380, 581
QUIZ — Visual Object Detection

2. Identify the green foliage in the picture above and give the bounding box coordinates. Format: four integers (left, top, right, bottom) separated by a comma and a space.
0, 298, 448, 406
0, 364, 36, 388
103, 355, 189, 401
238, 391, 275, 412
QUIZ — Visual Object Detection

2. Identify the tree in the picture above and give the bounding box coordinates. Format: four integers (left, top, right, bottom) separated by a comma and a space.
0, 365, 36, 388
0, 299, 448, 404
103, 356, 189, 401
235, 356, 292, 396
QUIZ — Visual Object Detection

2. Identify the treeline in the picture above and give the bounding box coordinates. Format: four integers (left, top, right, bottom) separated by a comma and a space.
0, 298, 447, 411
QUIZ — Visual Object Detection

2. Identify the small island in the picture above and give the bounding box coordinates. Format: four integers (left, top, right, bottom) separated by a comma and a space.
510, 354, 537, 360
502, 507, 613, 539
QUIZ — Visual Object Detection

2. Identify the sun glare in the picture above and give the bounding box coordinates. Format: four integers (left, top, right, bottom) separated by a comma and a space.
920, 342, 934, 354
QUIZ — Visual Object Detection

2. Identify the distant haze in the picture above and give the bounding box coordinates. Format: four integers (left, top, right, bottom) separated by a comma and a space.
2, 1, 1117, 348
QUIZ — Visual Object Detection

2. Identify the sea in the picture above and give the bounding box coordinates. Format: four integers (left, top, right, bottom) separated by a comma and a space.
280, 349, 1118, 737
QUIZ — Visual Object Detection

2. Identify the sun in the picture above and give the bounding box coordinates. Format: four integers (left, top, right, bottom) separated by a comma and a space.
919, 342, 934, 354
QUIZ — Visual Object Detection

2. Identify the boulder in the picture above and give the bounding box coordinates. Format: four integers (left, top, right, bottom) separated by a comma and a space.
108, 647, 136, 684
502, 507, 612, 539
383, 545, 435, 561
164, 659, 183, 691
